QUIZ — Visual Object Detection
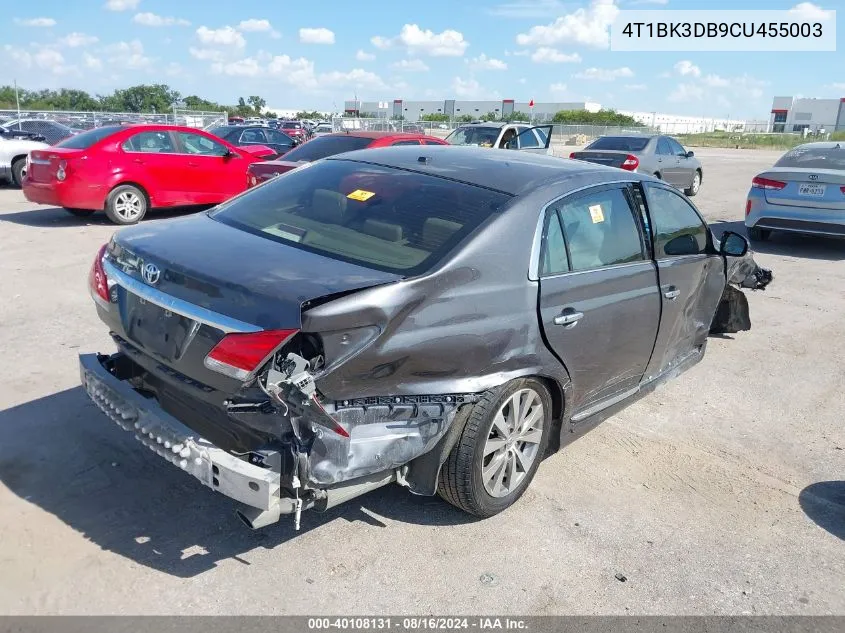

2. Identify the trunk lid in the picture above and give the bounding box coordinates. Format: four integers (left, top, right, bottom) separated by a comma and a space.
569, 150, 632, 169
27, 147, 84, 183
109, 212, 401, 334
758, 168, 845, 210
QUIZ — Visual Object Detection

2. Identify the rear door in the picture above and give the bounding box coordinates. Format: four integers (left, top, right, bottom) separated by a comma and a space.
638, 183, 726, 382
538, 183, 661, 416
174, 130, 245, 203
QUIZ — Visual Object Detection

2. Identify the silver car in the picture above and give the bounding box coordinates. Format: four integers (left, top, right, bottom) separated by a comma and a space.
446, 121, 554, 155
570, 134, 703, 196
745, 142, 845, 241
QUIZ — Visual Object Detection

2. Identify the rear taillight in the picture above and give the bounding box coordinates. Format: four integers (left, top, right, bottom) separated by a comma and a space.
569, 152, 577, 159
204, 329, 299, 381
56, 160, 67, 181
89, 244, 110, 304
620, 154, 639, 171
248, 173, 258, 188
745, 200, 752, 216
751, 176, 786, 190
840, 186, 845, 195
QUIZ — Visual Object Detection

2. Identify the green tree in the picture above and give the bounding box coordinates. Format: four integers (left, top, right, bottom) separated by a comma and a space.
421, 113, 450, 122
552, 109, 642, 126
247, 95, 266, 114
100, 84, 181, 113
502, 111, 530, 122
481, 111, 499, 121
456, 114, 474, 122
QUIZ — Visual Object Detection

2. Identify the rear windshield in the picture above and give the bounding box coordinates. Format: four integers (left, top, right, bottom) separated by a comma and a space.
210, 159, 511, 275
281, 121, 301, 129
282, 135, 372, 161
55, 126, 121, 149
774, 146, 845, 170
587, 136, 651, 151
209, 126, 237, 139
446, 126, 500, 148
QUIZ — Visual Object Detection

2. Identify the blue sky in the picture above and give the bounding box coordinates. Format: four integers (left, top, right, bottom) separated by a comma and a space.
1, 0, 842, 118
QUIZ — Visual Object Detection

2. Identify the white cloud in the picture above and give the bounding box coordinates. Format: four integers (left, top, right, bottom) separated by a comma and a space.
624, 83, 647, 91
391, 59, 430, 72
371, 24, 469, 57
788, 2, 835, 21
668, 83, 706, 103
319, 68, 386, 91
133, 13, 190, 27
189, 47, 225, 62
13, 17, 56, 27
17, 47, 76, 75
573, 66, 633, 81
827, 82, 845, 90
106, 39, 152, 70
4, 45, 32, 68
196, 25, 246, 47
674, 60, 700, 77
59, 32, 99, 47
238, 19, 270, 31
83, 52, 103, 70
549, 82, 568, 95
670, 74, 767, 105
299, 27, 335, 44
516, 0, 618, 49
630, 0, 668, 4
165, 62, 183, 76
356, 49, 375, 61
267, 55, 318, 89
212, 57, 262, 77
104, 0, 140, 10
531, 47, 581, 63
505, 49, 531, 57
702, 74, 730, 88
451, 77, 500, 99
487, 0, 566, 18
468, 53, 507, 70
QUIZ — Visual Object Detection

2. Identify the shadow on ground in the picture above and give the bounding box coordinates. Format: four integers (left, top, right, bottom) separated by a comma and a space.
799, 481, 845, 541
0, 205, 203, 228
0, 387, 477, 578
709, 220, 845, 262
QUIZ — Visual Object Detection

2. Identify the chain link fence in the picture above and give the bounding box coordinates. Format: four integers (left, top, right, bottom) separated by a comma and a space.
0, 109, 228, 132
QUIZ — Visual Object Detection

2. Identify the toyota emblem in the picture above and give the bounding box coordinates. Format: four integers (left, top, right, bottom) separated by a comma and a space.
141, 262, 161, 285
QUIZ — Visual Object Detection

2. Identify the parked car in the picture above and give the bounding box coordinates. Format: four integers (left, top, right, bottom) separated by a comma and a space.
277, 120, 310, 143
570, 134, 703, 197
0, 133, 49, 187
1, 119, 76, 145
79, 147, 771, 530
228, 116, 245, 125
0, 124, 46, 142
446, 121, 554, 155
22, 124, 276, 225
247, 131, 448, 187
312, 122, 334, 136
745, 142, 845, 241
208, 125, 298, 158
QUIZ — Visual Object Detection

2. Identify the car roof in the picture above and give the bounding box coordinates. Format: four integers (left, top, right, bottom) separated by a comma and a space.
457, 121, 509, 128
793, 141, 844, 150
328, 145, 629, 196
598, 133, 658, 138
323, 131, 434, 140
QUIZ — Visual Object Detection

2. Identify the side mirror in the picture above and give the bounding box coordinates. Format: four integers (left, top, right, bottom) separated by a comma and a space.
686, 150, 695, 158
719, 231, 749, 257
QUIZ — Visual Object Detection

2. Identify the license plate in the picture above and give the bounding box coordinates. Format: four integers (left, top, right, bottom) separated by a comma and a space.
798, 183, 826, 197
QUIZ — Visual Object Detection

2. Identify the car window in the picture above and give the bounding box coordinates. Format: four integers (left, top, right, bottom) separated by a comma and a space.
265, 129, 293, 144
55, 126, 121, 149
656, 138, 673, 155
644, 185, 708, 258
540, 210, 569, 276
446, 126, 500, 148
555, 187, 644, 271
122, 131, 175, 153
240, 129, 266, 144
587, 136, 651, 152
667, 138, 687, 156
281, 135, 372, 161
516, 128, 542, 149
423, 139, 445, 145
177, 132, 229, 156
392, 139, 421, 146
210, 159, 512, 276
774, 145, 845, 170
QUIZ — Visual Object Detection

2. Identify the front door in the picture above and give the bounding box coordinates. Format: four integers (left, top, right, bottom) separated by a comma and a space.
538, 184, 661, 416
174, 130, 245, 204
655, 136, 681, 185
119, 130, 184, 205
510, 125, 553, 154
666, 137, 695, 189
638, 183, 726, 382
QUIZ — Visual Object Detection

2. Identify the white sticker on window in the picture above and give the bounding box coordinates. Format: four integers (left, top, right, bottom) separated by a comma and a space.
589, 204, 605, 223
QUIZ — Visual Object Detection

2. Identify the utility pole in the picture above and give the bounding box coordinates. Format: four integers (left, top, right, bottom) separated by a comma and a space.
14, 79, 21, 118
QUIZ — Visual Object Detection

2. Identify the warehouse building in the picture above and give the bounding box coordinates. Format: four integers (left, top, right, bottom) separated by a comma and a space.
769, 96, 845, 133
343, 99, 601, 120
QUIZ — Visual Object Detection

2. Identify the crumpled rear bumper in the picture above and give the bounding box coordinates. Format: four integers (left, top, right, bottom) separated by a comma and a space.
79, 353, 290, 514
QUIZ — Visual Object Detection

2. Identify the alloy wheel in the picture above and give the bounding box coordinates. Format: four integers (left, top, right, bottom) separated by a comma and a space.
113, 191, 143, 221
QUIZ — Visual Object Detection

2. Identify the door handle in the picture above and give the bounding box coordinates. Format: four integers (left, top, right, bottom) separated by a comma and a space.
554, 310, 584, 326
663, 286, 680, 300
187, 162, 199, 167
133, 159, 144, 164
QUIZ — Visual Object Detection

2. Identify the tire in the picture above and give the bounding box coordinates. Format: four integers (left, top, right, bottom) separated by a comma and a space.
685, 170, 702, 197
438, 378, 552, 517
653, 172, 662, 180
105, 184, 148, 225
747, 226, 771, 242
11, 157, 26, 188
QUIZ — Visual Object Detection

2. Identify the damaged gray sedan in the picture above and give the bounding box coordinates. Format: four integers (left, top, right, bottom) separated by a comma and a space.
80, 147, 772, 529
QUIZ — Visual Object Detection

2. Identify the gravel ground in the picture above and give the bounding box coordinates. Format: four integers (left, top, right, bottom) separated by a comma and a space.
0, 147, 843, 615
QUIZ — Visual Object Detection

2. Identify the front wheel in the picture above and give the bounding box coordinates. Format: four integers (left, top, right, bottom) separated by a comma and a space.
438, 378, 552, 517
105, 184, 148, 225
685, 170, 702, 196
11, 158, 26, 187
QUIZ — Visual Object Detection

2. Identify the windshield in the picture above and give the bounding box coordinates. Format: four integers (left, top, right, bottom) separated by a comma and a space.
446, 126, 500, 148
586, 136, 651, 151
54, 126, 121, 149
281, 135, 372, 162
209, 126, 238, 140
211, 159, 511, 275
774, 145, 845, 170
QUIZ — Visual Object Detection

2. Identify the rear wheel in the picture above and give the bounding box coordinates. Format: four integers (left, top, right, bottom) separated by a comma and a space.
438, 378, 551, 517
11, 158, 26, 187
653, 172, 662, 180
105, 184, 147, 225
64, 208, 95, 217
685, 170, 702, 196
747, 226, 771, 242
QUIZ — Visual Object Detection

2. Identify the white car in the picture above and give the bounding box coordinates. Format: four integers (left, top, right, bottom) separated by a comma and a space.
0, 131, 48, 187
445, 121, 554, 155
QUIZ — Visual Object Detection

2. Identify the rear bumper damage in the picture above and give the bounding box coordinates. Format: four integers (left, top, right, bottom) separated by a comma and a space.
79, 351, 469, 528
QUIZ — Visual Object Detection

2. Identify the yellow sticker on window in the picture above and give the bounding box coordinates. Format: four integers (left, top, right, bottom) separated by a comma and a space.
347, 189, 376, 202
589, 204, 605, 223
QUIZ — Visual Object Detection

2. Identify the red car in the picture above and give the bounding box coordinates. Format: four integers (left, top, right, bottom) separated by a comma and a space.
276, 120, 309, 143
23, 124, 275, 225
247, 131, 448, 188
